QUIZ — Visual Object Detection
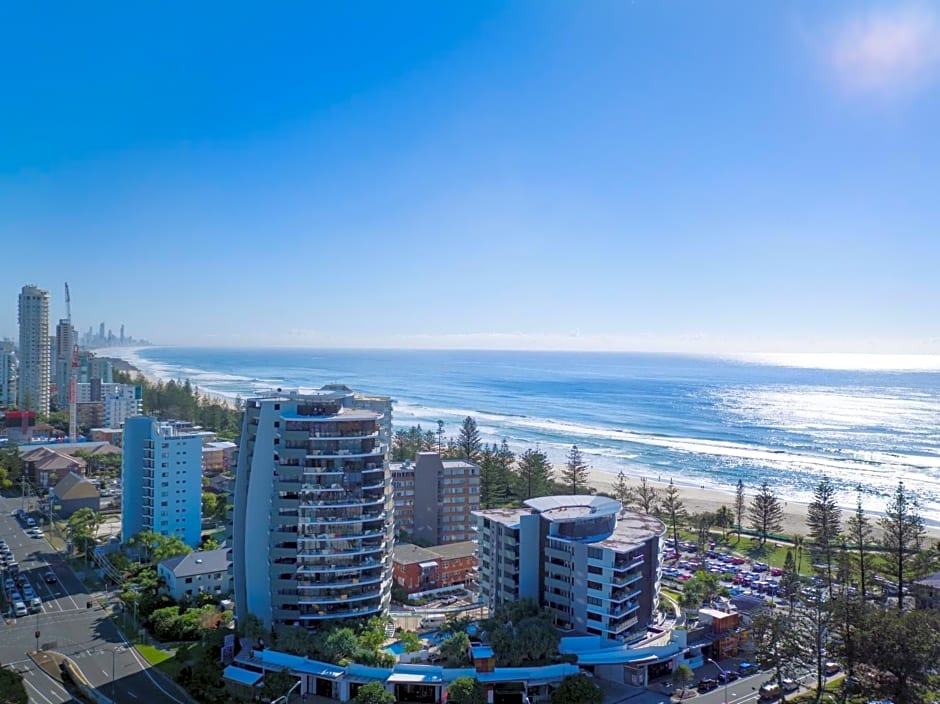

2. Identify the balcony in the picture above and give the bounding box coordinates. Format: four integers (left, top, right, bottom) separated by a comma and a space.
297, 574, 383, 590
306, 446, 385, 460
606, 615, 639, 634
300, 494, 386, 510
298, 588, 382, 605
296, 602, 385, 621
298, 543, 385, 559
614, 555, 645, 571
299, 511, 386, 527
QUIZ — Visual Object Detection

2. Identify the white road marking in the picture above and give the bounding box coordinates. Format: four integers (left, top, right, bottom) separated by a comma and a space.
23, 675, 60, 704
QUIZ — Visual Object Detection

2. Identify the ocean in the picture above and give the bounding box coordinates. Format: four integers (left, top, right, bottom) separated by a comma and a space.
111, 346, 940, 524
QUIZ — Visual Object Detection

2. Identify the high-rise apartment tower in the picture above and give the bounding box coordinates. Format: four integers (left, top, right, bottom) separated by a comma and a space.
233, 386, 394, 630
17, 285, 50, 414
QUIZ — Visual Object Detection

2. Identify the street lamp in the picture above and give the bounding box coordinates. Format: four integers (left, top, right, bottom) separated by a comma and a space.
707, 658, 729, 704
112, 647, 119, 704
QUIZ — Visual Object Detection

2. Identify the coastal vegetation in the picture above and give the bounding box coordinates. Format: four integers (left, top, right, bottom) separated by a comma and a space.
113, 370, 241, 438
665, 476, 940, 704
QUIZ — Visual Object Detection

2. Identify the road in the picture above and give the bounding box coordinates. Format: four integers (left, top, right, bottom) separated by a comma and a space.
0, 494, 191, 704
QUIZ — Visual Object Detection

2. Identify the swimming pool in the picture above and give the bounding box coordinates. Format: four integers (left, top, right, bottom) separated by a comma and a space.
384, 629, 447, 655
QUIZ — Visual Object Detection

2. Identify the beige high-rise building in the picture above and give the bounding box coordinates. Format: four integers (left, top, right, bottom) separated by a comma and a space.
18, 285, 50, 414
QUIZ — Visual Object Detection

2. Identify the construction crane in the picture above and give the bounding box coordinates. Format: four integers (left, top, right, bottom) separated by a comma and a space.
65, 283, 79, 441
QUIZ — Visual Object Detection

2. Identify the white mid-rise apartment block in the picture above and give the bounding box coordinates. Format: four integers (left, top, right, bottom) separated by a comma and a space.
17, 285, 50, 414
76, 382, 142, 427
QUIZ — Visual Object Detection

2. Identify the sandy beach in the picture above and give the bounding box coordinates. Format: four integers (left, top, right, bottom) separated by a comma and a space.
586, 467, 940, 540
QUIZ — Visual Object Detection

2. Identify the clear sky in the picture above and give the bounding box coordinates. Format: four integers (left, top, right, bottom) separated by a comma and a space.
2, 1, 939, 353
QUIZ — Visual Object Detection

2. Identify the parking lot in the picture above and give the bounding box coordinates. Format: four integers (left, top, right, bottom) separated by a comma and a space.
660, 539, 807, 604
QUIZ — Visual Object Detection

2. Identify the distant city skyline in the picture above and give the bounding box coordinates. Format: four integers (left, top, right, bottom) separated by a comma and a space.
3, 2, 939, 354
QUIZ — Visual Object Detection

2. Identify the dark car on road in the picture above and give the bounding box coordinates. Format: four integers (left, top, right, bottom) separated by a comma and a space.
44, 571, 57, 584
697, 679, 719, 693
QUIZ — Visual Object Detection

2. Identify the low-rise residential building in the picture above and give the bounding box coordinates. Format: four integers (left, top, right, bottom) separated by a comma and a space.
390, 452, 480, 545
392, 541, 478, 594
50, 471, 100, 518
89, 427, 123, 445
158, 548, 232, 601
474, 495, 665, 644
913, 571, 940, 611
22, 446, 87, 488
202, 440, 237, 474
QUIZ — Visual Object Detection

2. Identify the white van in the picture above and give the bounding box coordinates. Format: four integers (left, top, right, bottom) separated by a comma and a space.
13, 600, 28, 617
420, 615, 447, 628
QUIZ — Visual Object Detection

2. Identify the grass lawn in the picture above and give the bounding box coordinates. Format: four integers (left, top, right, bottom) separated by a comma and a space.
136, 644, 185, 679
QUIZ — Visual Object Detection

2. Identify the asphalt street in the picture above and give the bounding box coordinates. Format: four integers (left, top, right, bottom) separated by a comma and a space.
0, 494, 190, 704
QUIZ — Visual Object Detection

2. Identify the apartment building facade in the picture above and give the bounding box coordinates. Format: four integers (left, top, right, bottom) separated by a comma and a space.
17, 285, 50, 414
122, 417, 204, 547
0, 341, 17, 408
392, 541, 478, 594
474, 495, 665, 644
233, 387, 394, 630
76, 381, 142, 427
390, 452, 480, 544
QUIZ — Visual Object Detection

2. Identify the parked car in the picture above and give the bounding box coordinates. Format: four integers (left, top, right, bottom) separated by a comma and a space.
44, 571, 57, 584
824, 662, 841, 675
781, 678, 798, 693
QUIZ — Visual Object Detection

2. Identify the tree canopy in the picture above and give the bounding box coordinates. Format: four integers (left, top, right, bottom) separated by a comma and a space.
353, 681, 395, 704
551, 674, 603, 704
447, 677, 485, 704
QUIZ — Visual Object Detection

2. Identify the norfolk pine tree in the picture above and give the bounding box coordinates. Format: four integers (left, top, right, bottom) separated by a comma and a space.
632, 476, 659, 514
748, 481, 783, 545
880, 481, 925, 610
845, 486, 874, 598
561, 445, 590, 494
457, 416, 482, 462
516, 448, 553, 500
614, 470, 633, 508
734, 479, 746, 540
658, 480, 687, 557
806, 475, 842, 596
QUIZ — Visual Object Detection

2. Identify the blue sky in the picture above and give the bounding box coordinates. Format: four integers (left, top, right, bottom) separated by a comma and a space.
2, 1, 939, 353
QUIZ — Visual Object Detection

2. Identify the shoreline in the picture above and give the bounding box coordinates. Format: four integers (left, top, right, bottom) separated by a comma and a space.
586, 467, 940, 539
99, 348, 239, 411
99, 347, 940, 537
